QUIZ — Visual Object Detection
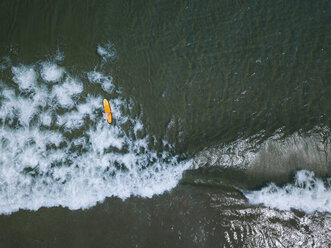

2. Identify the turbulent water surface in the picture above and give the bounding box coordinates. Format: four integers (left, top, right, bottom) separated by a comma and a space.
0, 0, 330, 247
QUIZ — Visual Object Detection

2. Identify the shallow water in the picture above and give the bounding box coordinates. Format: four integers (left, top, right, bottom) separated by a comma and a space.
0, 0, 330, 247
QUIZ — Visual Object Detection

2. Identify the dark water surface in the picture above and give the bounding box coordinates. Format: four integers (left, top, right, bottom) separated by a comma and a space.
1, 185, 330, 248
0, 0, 330, 247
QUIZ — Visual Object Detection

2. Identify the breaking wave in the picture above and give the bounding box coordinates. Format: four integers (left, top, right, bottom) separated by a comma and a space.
0, 45, 329, 215
0, 47, 191, 215
191, 128, 331, 213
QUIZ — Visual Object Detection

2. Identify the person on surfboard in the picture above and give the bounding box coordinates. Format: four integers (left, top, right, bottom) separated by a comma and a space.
103, 99, 112, 124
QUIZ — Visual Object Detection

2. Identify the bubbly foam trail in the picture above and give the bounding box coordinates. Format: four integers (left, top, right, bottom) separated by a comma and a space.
0, 49, 191, 215
244, 170, 331, 213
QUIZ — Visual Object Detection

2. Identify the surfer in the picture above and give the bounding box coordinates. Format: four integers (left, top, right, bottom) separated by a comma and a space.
103, 99, 112, 124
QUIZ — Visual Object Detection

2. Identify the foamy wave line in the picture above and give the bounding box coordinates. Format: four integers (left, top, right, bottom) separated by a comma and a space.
0, 48, 191, 215
244, 170, 331, 213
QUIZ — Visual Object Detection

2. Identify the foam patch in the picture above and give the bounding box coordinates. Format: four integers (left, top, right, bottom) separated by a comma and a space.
12, 65, 37, 91
41, 62, 64, 82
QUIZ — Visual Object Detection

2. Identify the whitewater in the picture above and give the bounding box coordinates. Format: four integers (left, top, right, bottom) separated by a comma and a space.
0, 45, 330, 216
0, 46, 191, 214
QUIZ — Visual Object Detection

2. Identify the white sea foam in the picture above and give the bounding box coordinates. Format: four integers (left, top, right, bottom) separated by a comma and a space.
245, 170, 331, 213
0, 49, 190, 215
40, 111, 52, 126
87, 71, 114, 93
0, 88, 17, 121
12, 65, 37, 91
0, 85, 49, 127
51, 77, 83, 109
40, 62, 64, 82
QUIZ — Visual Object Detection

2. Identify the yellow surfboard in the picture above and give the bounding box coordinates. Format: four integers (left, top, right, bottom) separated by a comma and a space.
103, 99, 112, 124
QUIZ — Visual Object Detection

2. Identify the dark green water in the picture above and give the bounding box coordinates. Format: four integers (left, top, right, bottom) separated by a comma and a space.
0, 0, 330, 247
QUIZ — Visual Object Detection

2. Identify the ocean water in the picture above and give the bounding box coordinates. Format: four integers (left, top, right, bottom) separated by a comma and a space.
0, 0, 330, 247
